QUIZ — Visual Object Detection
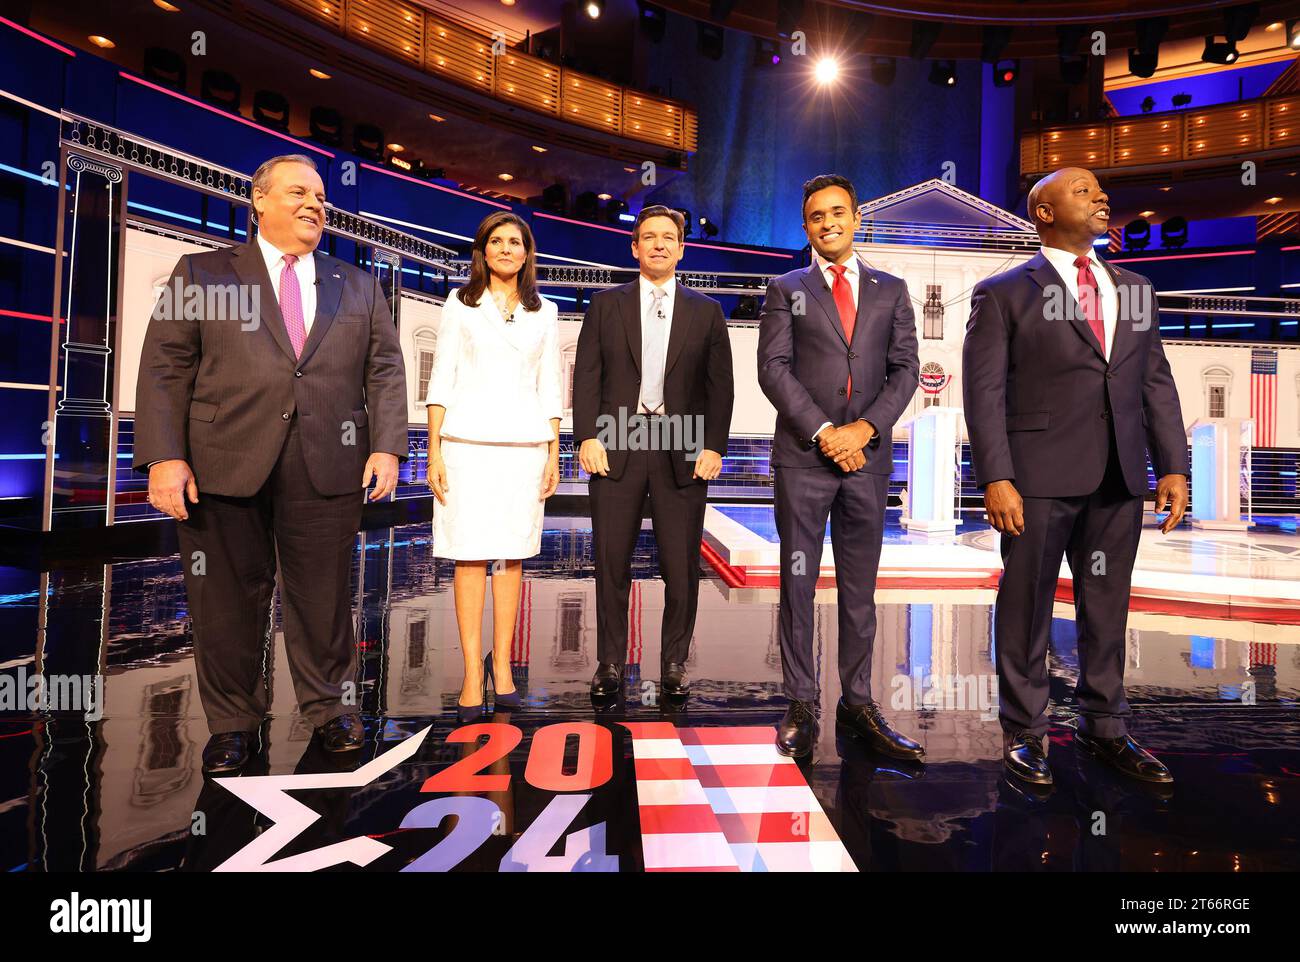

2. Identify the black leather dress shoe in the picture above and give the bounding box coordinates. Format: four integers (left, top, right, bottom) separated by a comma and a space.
775, 700, 818, 758
202, 732, 252, 774
1003, 730, 1053, 786
835, 699, 925, 761
1074, 730, 1173, 784
318, 713, 364, 752
590, 662, 623, 699
662, 662, 690, 697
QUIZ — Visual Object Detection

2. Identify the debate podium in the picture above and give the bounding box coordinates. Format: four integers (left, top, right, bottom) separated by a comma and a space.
900, 406, 962, 535
1186, 417, 1252, 530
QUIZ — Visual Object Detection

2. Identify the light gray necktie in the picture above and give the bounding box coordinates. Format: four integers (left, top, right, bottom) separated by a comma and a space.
641, 286, 667, 413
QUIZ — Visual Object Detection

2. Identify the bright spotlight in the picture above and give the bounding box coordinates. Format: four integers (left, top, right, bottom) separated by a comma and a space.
814, 56, 840, 85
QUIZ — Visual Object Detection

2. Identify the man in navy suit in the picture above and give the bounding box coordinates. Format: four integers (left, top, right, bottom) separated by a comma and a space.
758, 174, 921, 760
963, 166, 1188, 788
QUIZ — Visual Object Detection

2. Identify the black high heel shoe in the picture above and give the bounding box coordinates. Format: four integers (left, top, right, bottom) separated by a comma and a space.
486, 654, 522, 711
456, 659, 488, 724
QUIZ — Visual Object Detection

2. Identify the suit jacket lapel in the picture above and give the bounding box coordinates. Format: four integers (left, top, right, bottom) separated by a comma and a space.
620, 281, 642, 375
800, 263, 849, 349
664, 283, 690, 376
1026, 251, 1106, 363
232, 241, 296, 364
297, 252, 344, 368
849, 261, 879, 351
1098, 258, 1145, 370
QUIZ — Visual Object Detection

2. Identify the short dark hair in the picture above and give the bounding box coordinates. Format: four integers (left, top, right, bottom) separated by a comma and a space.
633, 205, 686, 242
801, 174, 858, 222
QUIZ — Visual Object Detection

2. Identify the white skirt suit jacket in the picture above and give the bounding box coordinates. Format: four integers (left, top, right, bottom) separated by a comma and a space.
425, 287, 564, 560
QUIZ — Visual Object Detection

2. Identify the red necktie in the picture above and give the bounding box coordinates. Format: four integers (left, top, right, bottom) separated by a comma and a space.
280, 252, 307, 359
1073, 255, 1106, 357
829, 263, 855, 395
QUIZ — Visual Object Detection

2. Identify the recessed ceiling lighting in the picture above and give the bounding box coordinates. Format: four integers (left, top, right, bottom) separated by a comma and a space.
498, 173, 514, 181
623, 166, 636, 173
387, 143, 405, 152
531, 145, 548, 153
1159, 186, 1173, 192
88, 35, 115, 48
501, 0, 516, 5
1266, 21, 1282, 31
597, 192, 611, 201
1139, 210, 1155, 218
428, 113, 446, 122
153, 0, 180, 11
309, 68, 331, 80
1265, 196, 1283, 204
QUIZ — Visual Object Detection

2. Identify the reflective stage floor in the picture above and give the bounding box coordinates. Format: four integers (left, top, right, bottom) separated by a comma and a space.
1, 510, 1298, 872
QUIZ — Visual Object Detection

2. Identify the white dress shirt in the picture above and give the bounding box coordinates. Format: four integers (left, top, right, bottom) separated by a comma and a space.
257, 230, 317, 333
638, 274, 676, 414
1040, 245, 1117, 360
810, 250, 869, 441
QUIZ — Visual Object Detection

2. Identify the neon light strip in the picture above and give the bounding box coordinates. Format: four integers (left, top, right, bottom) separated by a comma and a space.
0, 15, 77, 57
1161, 286, 1256, 294
532, 210, 632, 234
0, 161, 57, 186
0, 86, 61, 118
356, 210, 473, 244
687, 241, 794, 259
1114, 250, 1255, 263
119, 72, 334, 158
0, 381, 49, 391
360, 210, 618, 270
0, 308, 63, 323
0, 234, 57, 255
359, 163, 510, 209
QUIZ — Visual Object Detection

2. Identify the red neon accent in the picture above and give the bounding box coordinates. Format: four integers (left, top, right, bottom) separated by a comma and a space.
359, 162, 511, 209
0, 16, 77, 57
532, 210, 632, 234
1282, 245, 1300, 252
688, 241, 794, 259
1114, 249, 1255, 263
118, 72, 335, 158
0, 308, 64, 324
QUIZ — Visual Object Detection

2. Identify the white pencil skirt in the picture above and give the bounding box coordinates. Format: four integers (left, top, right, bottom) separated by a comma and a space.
432, 438, 549, 561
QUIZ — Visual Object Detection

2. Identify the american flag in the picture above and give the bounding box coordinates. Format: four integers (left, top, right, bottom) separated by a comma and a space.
1250, 349, 1278, 448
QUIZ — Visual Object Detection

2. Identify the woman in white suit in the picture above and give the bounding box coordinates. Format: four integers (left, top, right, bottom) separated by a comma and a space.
425, 211, 562, 722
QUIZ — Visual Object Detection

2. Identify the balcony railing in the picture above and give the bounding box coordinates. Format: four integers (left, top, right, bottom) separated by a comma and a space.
271, 0, 698, 154
1020, 92, 1300, 175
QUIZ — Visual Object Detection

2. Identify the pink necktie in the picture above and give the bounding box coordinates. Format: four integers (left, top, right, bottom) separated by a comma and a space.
1074, 255, 1106, 356
829, 263, 855, 395
280, 253, 307, 359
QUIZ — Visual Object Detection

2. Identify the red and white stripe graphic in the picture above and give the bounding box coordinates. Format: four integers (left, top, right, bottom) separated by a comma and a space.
623, 723, 857, 872
623, 722, 739, 871
680, 727, 857, 872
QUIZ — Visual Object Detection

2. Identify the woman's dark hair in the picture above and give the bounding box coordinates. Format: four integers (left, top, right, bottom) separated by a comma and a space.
457, 211, 542, 312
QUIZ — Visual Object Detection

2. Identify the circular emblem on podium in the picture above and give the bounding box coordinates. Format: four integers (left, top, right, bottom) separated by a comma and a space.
919, 361, 950, 394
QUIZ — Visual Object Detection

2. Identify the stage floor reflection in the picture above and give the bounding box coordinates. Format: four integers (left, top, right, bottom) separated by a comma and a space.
1, 512, 1298, 871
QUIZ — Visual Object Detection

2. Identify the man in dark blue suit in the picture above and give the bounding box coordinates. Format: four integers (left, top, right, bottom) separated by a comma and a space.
963, 166, 1189, 788
758, 174, 921, 760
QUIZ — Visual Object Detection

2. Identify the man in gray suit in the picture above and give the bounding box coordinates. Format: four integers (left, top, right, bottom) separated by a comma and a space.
134, 154, 408, 773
